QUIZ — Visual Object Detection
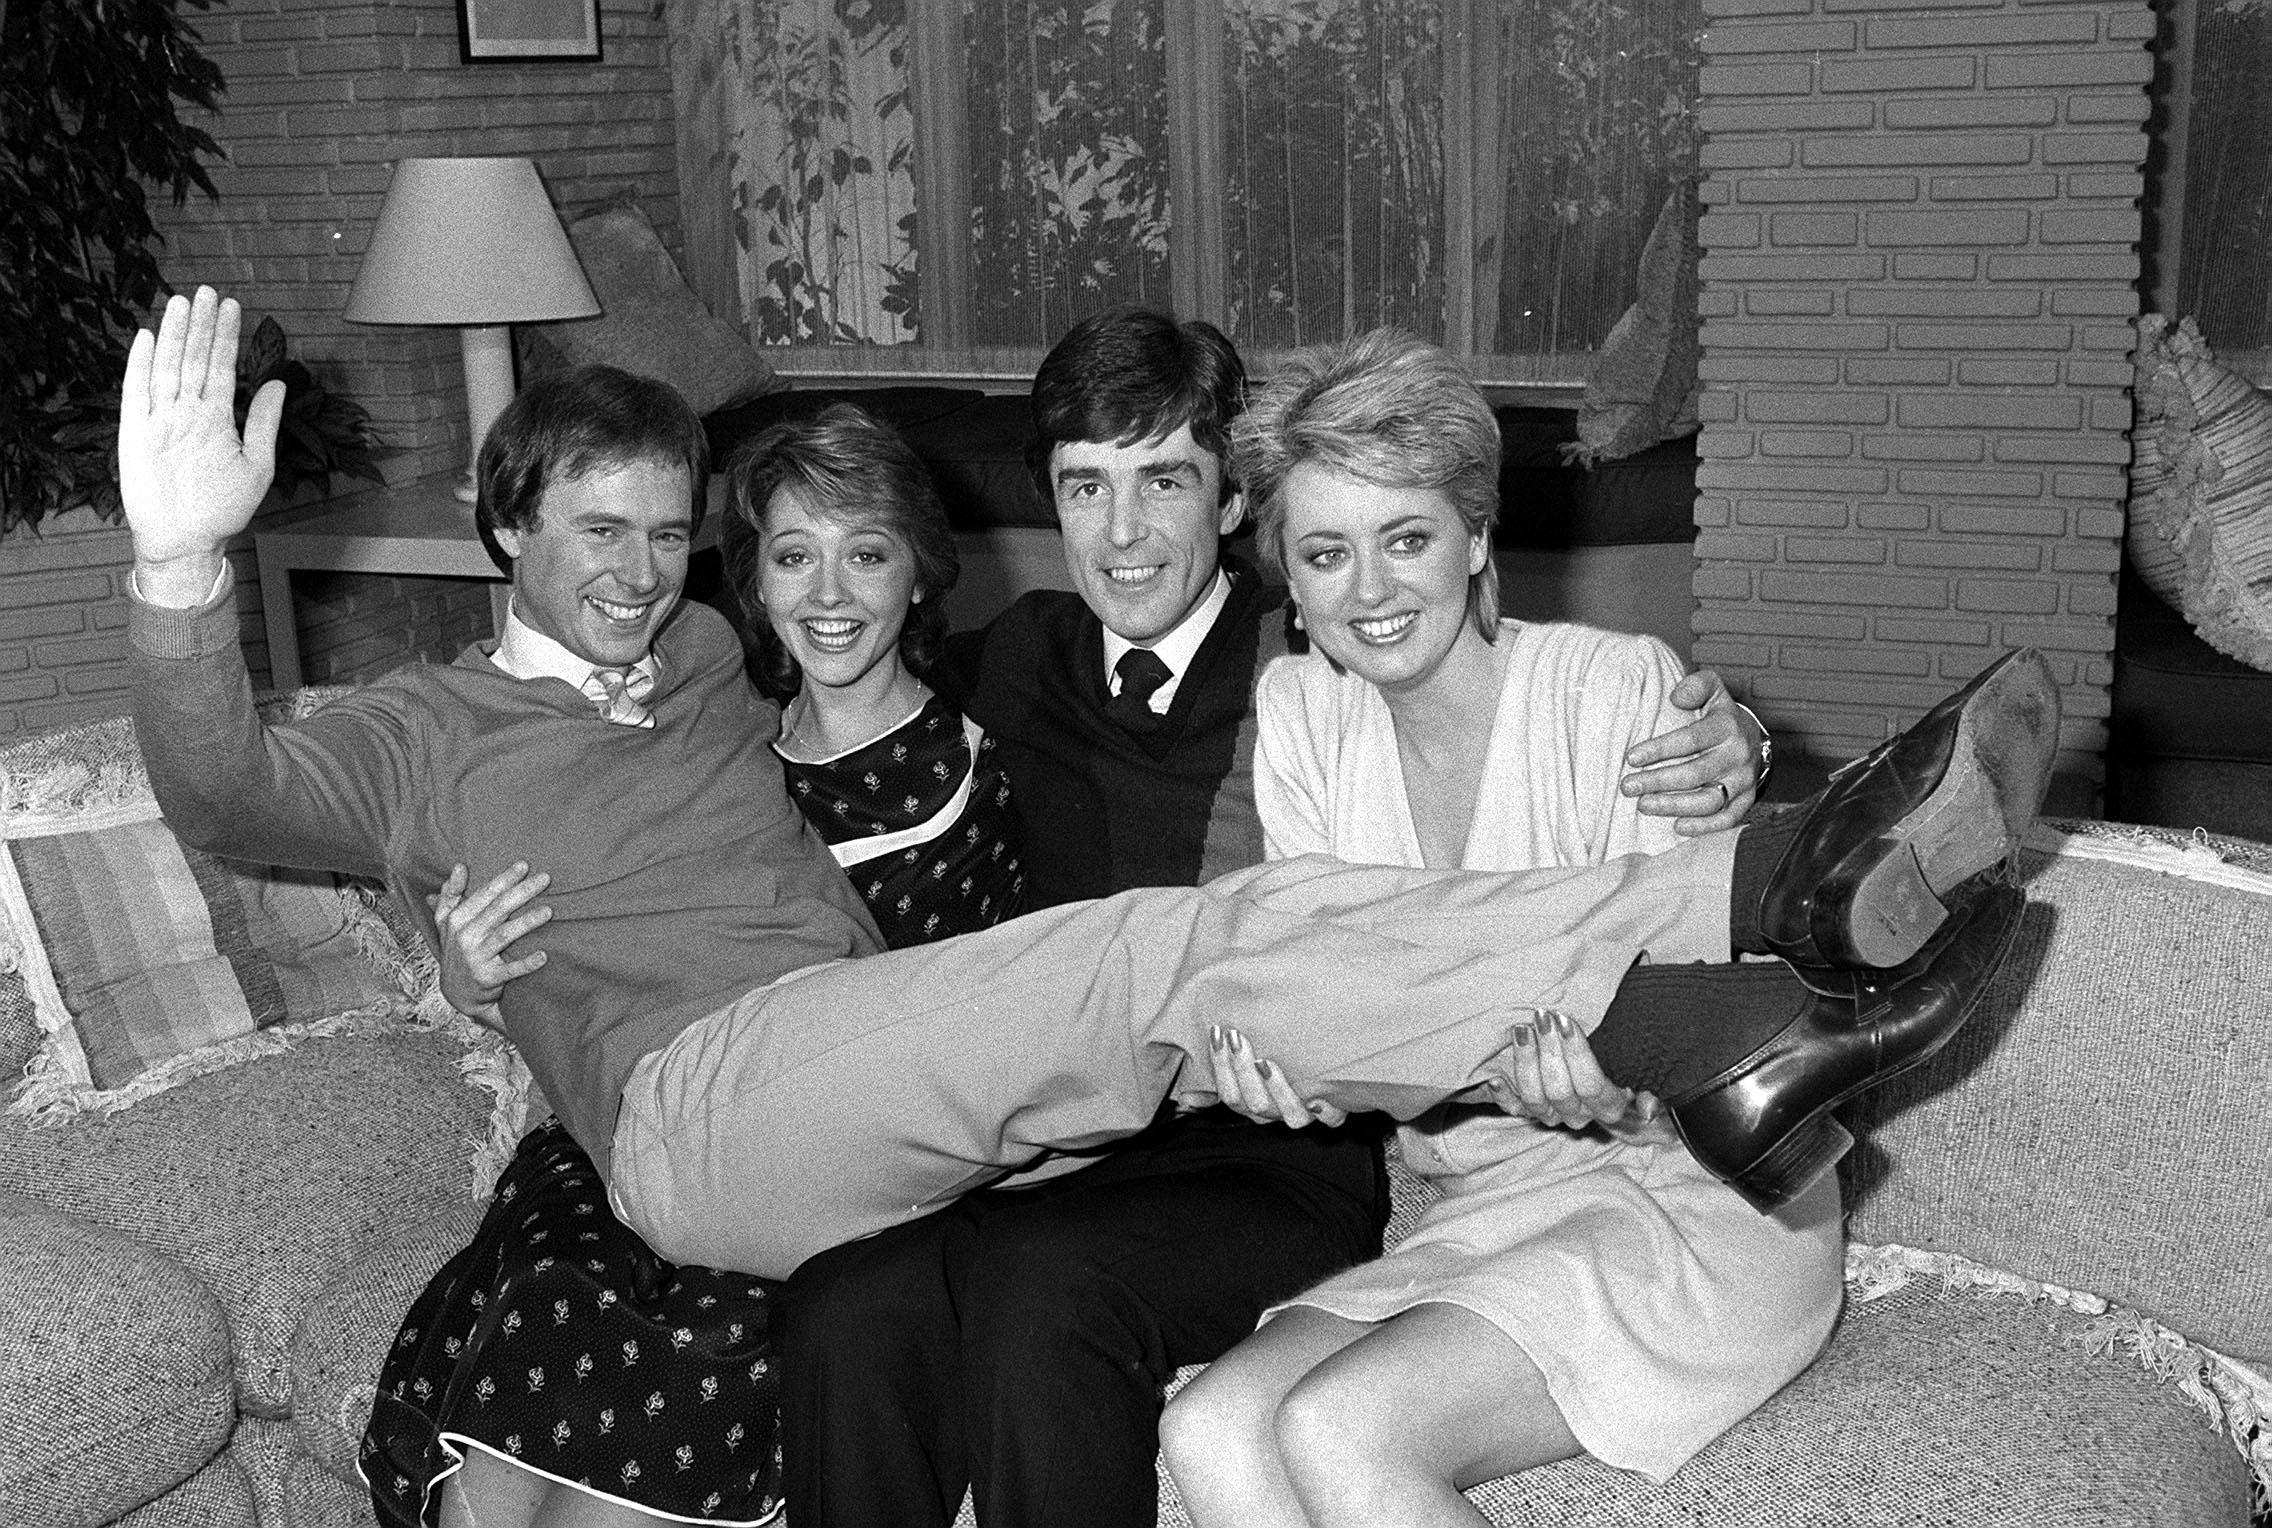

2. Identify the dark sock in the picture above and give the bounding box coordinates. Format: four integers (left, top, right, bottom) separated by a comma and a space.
1726, 800, 1806, 954
1588, 959, 1804, 1100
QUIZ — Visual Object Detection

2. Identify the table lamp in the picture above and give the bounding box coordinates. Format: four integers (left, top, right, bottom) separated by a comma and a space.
344, 156, 600, 502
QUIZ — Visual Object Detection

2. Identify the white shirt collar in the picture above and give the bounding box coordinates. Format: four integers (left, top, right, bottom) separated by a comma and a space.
1100, 567, 1231, 716
491, 596, 662, 693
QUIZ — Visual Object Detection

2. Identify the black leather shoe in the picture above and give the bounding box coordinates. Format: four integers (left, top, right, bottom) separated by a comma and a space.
1670, 876, 2026, 1213
1756, 648, 2057, 970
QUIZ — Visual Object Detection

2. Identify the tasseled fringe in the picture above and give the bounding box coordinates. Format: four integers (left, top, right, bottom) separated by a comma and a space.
6, 997, 420, 1124
0, 720, 151, 823
1847, 1242, 2272, 1512
456, 1030, 543, 1202
2027, 817, 2272, 890
343, 881, 439, 1003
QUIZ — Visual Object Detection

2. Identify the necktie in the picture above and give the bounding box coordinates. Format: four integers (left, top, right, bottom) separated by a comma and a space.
1105, 647, 1172, 734
583, 666, 656, 728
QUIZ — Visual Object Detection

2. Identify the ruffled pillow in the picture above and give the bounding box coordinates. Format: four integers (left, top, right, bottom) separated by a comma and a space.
2128, 314, 2272, 672
0, 698, 434, 1119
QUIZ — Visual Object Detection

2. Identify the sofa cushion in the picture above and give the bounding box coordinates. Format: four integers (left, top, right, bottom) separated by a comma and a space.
0, 1190, 235, 1528
0, 1030, 497, 1418
230, 1414, 348, 1528
0, 962, 36, 1083
1843, 820, 2272, 1366
2129, 313, 2272, 672
0, 712, 426, 1119
1456, 1278, 2250, 1526
525, 196, 786, 417
1570, 181, 1701, 466
113, 1448, 256, 1528
292, 1200, 488, 1485
280, 1444, 375, 1528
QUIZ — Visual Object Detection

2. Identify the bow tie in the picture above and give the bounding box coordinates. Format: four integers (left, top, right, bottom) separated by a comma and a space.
1105, 647, 1172, 734
582, 666, 657, 728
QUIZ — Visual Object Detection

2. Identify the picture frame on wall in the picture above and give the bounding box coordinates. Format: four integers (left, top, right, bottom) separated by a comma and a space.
457, 0, 602, 63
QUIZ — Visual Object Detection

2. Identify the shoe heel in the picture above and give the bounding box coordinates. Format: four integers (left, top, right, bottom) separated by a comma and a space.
1833, 841, 1950, 969
1730, 1115, 1856, 1214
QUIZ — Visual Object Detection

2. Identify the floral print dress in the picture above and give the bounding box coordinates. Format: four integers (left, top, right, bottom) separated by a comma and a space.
361, 696, 1024, 1526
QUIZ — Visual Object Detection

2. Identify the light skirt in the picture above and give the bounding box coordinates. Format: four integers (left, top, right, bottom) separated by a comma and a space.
1267, 1106, 1844, 1484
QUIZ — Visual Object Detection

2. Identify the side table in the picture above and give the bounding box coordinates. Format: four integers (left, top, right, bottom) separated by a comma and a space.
254, 473, 507, 692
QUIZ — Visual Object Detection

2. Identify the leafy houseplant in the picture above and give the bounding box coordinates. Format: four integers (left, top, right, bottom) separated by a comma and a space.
236, 316, 386, 509
0, 0, 223, 535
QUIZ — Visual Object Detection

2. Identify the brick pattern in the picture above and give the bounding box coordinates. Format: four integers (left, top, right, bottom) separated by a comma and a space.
1692, 0, 2151, 785
0, 0, 687, 728
0, 514, 268, 739
293, 571, 497, 685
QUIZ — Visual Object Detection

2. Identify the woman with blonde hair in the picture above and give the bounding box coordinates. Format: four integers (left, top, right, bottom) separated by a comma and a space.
1160, 330, 1847, 1526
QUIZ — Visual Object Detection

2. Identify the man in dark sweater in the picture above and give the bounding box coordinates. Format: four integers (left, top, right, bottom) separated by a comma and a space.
774, 308, 1775, 1528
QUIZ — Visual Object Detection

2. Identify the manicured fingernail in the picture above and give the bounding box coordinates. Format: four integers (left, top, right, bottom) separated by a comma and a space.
1555, 1012, 1576, 1036
1210, 1025, 1223, 1048
1512, 1026, 1533, 1047
1232, 1031, 1249, 1054
1308, 1102, 1332, 1118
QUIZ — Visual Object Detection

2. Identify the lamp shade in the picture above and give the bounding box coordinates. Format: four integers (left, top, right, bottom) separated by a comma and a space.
344, 157, 599, 325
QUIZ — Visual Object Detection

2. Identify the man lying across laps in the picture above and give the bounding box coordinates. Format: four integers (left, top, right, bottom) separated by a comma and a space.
122, 279, 2056, 1368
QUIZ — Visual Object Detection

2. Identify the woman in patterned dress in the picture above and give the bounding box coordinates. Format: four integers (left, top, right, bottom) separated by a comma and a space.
362, 405, 1024, 1528
1158, 332, 1843, 1527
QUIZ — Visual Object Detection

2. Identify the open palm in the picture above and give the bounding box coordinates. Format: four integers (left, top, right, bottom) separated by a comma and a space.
118, 287, 287, 566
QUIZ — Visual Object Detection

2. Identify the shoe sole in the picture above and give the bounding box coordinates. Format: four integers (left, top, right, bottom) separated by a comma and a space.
1723, 885, 2028, 1212
1827, 650, 2059, 969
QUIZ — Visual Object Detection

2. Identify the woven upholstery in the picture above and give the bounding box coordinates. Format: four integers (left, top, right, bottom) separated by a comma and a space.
231, 1415, 334, 1528
112, 1450, 255, 1528
281, 1445, 377, 1528
0, 962, 36, 1081
1843, 826, 2272, 1364
292, 1200, 488, 1483
0, 1032, 492, 1415
1451, 1279, 2250, 1527
0, 1191, 234, 1528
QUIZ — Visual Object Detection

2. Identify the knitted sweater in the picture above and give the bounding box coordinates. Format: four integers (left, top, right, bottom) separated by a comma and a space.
943, 559, 1291, 908
128, 588, 882, 1176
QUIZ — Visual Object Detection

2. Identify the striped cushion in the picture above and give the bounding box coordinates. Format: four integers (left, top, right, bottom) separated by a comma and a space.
0, 713, 419, 1117
2130, 314, 2272, 673
7, 821, 394, 1090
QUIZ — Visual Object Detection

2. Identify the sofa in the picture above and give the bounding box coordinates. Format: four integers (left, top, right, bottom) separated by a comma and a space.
2, 684, 2266, 1528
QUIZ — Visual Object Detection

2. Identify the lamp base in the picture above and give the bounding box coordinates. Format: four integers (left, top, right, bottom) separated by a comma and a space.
460, 325, 515, 507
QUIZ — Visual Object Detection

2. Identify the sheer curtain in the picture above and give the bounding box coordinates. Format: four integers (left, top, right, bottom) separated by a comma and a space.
681, 0, 1701, 380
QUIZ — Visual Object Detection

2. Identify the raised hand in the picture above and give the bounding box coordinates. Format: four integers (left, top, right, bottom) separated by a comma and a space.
1620, 667, 1767, 835
119, 286, 286, 604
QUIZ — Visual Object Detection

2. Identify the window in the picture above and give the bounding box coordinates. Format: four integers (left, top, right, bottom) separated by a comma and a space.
2149, 0, 2272, 381
700, 0, 1700, 386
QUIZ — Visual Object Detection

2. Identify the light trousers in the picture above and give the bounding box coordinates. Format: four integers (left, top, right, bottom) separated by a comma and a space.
610, 839, 1737, 1278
